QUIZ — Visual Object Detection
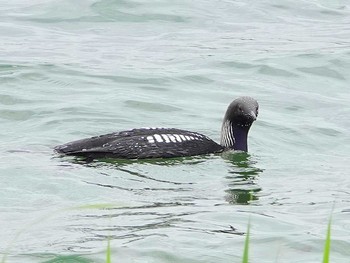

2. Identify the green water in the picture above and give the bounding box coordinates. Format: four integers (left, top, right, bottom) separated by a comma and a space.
1, 1, 350, 262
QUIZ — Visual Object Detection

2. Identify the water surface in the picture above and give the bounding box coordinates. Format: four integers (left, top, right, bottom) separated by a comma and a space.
1, 0, 350, 262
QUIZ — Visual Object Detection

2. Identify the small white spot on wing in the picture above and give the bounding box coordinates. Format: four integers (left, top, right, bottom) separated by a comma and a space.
174, 134, 182, 142
168, 134, 176, 142
191, 132, 202, 139
146, 136, 155, 143
154, 134, 163, 143
161, 134, 171, 143
179, 135, 187, 141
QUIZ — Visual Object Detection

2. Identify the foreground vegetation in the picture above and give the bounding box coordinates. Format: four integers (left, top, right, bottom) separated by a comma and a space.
238, 215, 332, 263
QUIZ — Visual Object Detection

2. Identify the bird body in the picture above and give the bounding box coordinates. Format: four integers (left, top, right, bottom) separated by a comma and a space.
55, 128, 224, 159
54, 97, 259, 159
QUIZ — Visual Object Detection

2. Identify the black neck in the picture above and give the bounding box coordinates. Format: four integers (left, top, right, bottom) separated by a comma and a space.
221, 121, 250, 152
232, 126, 249, 152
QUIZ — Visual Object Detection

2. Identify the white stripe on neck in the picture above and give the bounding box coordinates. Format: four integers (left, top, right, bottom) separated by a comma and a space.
220, 120, 235, 148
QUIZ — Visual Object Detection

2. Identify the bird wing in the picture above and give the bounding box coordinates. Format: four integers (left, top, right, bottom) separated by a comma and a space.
55, 128, 223, 159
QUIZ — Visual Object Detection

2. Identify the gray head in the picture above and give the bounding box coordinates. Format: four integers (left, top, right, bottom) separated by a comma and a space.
220, 96, 258, 151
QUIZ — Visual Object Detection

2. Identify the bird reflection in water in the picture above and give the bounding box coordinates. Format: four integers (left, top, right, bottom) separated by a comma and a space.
222, 151, 263, 205
56, 152, 263, 205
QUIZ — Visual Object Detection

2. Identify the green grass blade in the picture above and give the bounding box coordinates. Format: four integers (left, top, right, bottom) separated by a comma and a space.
106, 238, 111, 263
322, 216, 332, 263
242, 218, 251, 263
242, 191, 254, 263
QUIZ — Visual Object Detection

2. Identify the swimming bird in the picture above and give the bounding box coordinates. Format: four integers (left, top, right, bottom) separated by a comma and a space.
54, 96, 258, 159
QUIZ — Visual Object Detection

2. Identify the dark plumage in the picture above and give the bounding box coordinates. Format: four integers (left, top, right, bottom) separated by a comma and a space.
54, 96, 258, 159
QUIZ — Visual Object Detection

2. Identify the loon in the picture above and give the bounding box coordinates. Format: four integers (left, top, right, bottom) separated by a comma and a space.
54, 96, 258, 159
